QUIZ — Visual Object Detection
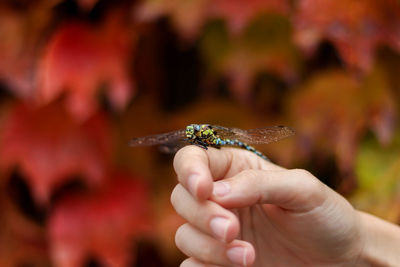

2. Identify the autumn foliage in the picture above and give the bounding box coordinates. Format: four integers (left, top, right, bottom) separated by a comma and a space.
0, 0, 399, 266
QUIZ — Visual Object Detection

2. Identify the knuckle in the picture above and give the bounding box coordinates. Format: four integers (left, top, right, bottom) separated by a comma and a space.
290, 169, 316, 188
289, 169, 319, 189
288, 169, 326, 203
289, 168, 313, 179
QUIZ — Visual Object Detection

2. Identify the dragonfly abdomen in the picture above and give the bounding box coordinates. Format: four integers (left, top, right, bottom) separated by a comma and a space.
215, 138, 269, 161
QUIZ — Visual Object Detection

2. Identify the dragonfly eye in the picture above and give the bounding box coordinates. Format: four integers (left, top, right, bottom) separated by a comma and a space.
185, 125, 195, 138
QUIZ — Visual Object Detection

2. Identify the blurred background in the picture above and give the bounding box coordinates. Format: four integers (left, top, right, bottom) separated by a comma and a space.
0, 0, 400, 266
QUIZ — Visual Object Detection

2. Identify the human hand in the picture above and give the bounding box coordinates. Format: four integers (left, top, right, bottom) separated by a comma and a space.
171, 146, 365, 266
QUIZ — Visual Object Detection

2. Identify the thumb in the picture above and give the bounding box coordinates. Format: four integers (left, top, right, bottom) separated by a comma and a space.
210, 169, 329, 212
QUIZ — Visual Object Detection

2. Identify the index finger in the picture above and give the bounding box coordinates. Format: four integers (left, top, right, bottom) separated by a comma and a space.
173, 145, 283, 200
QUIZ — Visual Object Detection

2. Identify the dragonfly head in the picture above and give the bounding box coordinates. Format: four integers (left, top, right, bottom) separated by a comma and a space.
185, 125, 195, 139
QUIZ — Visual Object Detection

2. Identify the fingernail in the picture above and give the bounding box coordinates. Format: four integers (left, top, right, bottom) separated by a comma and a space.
187, 174, 199, 195
213, 181, 230, 197
209, 217, 230, 241
227, 246, 248, 266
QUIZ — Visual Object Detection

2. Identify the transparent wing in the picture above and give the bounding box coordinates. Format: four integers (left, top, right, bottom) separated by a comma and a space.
209, 125, 237, 137
129, 129, 186, 146
212, 125, 295, 144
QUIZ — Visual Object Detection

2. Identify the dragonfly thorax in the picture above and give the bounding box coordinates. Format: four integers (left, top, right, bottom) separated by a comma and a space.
185, 124, 218, 145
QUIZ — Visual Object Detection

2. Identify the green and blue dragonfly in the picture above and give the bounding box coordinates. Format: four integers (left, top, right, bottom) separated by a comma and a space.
129, 124, 295, 161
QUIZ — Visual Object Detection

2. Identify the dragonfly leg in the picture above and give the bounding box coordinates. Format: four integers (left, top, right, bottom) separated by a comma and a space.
194, 143, 208, 150
210, 144, 221, 149
192, 139, 209, 150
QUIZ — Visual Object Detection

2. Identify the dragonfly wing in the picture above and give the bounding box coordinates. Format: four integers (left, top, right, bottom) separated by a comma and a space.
129, 129, 186, 146
229, 126, 295, 144
210, 125, 237, 139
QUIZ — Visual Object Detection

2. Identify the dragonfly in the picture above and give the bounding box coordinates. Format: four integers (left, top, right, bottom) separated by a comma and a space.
129, 124, 295, 161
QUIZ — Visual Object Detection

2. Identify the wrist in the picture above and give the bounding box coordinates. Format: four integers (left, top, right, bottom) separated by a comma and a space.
356, 211, 400, 267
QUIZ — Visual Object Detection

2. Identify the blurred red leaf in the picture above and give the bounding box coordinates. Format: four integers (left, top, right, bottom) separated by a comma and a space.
0, 102, 111, 204
201, 15, 300, 99
135, 0, 289, 40
293, 0, 400, 72
38, 13, 136, 120
49, 173, 151, 267
210, 0, 289, 33
290, 68, 397, 179
77, 0, 99, 11
0, 190, 48, 267
152, 190, 185, 262
0, 3, 56, 98
135, 0, 209, 40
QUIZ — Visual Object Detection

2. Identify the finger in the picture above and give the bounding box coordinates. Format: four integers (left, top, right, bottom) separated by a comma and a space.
211, 169, 328, 212
175, 223, 255, 267
180, 257, 220, 267
173, 146, 214, 200
174, 145, 283, 200
171, 184, 239, 242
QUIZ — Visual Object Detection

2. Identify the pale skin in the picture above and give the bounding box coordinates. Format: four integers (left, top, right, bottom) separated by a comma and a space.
171, 146, 400, 267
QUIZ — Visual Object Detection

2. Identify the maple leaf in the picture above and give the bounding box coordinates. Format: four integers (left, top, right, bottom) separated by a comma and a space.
77, 0, 99, 11
0, 101, 111, 205
48, 173, 151, 267
135, 0, 289, 40
201, 14, 300, 99
0, 2, 57, 98
0, 189, 49, 267
38, 13, 136, 121
293, 0, 400, 72
289, 67, 397, 182
135, 0, 209, 40
210, 0, 289, 33
152, 190, 185, 262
